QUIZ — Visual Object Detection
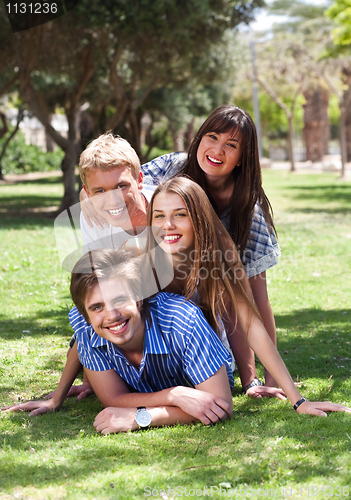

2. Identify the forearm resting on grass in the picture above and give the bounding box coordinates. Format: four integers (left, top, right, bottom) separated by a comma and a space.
2, 342, 83, 416
80, 188, 108, 228
85, 365, 233, 433
236, 299, 351, 417
94, 405, 209, 434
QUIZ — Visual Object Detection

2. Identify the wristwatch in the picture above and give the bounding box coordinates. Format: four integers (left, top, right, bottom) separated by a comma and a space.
135, 406, 152, 428
242, 377, 262, 394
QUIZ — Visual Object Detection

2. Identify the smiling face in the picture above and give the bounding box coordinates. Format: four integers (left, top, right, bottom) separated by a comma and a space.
151, 192, 194, 256
196, 131, 242, 182
85, 277, 144, 352
83, 166, 145, 230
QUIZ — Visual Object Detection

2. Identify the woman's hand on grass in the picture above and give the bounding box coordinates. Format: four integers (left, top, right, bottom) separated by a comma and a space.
297, 400, 351, 417
1, 399, 59, 416
44, 382, 94, 401
80, 188, 109, 228
246, 385, 286, 399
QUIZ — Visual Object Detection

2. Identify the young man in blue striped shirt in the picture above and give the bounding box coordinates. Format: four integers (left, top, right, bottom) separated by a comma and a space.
4, 249, 233, 433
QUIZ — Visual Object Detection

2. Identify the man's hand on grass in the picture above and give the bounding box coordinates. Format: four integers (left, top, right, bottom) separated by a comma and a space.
168, 386, 232, 425
1, 399, 58, 416
297, 400, 351, 417
94, 407, 138, 434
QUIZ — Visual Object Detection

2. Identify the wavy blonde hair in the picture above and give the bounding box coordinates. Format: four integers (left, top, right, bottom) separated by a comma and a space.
79, 133, 141, 186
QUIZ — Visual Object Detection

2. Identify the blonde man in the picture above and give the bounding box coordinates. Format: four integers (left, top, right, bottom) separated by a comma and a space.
79, 133, 155, 251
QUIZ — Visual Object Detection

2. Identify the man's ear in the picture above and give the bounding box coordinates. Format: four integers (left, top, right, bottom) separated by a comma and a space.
83, 184, 91, 197
137, 171, 143, 190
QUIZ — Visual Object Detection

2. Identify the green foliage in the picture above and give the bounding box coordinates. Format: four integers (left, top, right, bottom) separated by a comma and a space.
138, 28, 253, 152
327, 0, 351, 47
0, 130, 64, 175
0, 171, 351, 498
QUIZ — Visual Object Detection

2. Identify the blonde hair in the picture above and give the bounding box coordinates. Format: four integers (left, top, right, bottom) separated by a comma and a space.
79, 133, 141, 186
147, 177, 259, 336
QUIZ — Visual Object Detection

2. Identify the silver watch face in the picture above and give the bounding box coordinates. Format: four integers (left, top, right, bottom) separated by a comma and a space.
136, 409, 152, 427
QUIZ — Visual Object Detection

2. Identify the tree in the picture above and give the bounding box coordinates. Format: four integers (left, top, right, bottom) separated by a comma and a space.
292, 44, 351, 177
251, 35, 306, 171
139, 29, 243, 157
0, 106, 25, 180
302, 85, 330, 162
98, 0, 264, 155
327, 0, 351, 162
8, 18, 95, 211
0, 3, 20, 141
267, 0, 333, 163
4, 0, 264, 212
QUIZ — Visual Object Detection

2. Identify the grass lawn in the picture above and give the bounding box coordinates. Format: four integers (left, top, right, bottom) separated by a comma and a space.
0, 171, 351, 500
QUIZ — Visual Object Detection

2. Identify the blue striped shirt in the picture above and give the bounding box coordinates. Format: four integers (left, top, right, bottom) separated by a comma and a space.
69, 292, 234, 392
141, 152, 281, 278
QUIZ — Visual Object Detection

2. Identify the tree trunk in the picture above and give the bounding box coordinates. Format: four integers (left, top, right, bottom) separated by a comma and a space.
45, 132, 55, 152
287, 115, 295, 172
172, 128, 185, 152
303, 87, 330, 162
346, 100, 351, 163
0, 112, 8, 140
56, 142, 80, 213
0, 107, 24, 180
122, 107, 142, 158
54, 107, 83, 213
339, 107, 347, 179
184, 117, 195, 151
342, 68, 351, 162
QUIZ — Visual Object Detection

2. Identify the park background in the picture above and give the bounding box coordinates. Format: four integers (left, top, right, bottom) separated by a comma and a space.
1, 0, 351, 498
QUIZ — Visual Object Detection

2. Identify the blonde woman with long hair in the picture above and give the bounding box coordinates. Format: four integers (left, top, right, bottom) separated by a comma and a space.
147, 177, 350, 417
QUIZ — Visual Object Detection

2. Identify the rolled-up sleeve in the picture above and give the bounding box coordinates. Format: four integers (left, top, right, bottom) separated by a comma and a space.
141, 152, 187, 185
241, 204, 281, 279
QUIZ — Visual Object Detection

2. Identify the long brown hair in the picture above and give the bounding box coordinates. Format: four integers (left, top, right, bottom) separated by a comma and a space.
179, 105, 276, 257
147, 177, 259, 335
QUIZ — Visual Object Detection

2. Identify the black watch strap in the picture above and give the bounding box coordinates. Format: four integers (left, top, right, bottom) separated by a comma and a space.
293, 397, 307, 411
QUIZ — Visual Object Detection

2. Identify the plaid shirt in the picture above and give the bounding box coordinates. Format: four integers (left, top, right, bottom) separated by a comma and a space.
69, 292, 234, 392
142, 153, 280, 278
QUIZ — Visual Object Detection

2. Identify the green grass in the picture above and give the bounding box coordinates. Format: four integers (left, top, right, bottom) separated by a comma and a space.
1, 171, 351, 499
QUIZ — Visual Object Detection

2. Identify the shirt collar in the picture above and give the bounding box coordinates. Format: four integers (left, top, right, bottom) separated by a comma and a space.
88, 325, 109, 348
88, 307, 170, 356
